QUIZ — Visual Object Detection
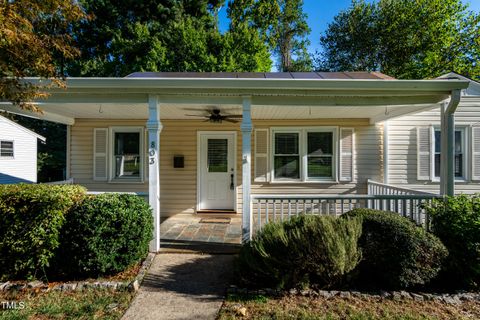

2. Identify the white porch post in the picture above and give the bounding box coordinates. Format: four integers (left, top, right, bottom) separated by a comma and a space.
147, 94, 163, 252
440, 103, 447, 195
440, 90, 461, 197
241, 96, 253, 242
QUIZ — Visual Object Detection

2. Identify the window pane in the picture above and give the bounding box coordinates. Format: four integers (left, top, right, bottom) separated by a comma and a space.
434, 154, 441, 177
455, 131, 462, 153
455, 154, 463, 177
114, 132, 140, 178
275, 133, 298, 154
308, 132, 332, 155
274, 156, 299, 179
308, 157, 332, 178
435, 130, 441, 153
208, 139, 228, 172
0, 141, 13, 157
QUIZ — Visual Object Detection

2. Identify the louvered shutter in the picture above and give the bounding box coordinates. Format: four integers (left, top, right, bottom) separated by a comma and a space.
417, 127, 431, 180
471, 126, 480, 180
339, 128, 354, 182
254, 129, 269, 182
93, 128, 108, 181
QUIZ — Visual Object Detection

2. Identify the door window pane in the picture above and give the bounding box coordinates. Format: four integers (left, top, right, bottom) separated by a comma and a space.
114, 132, 140, 178
208, 139, 228, 172
0, 141, 14, 157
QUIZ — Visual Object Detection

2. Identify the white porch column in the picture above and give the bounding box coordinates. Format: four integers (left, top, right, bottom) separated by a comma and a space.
147, 95, 163, 252
241, 96, 253, 242
440, 90, 461, 197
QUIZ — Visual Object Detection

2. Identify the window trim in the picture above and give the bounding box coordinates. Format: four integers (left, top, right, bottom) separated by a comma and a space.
0, 140, 14, 159
108, 126, 144, 183
270, 127, 338, 183
431, 126, 468, 182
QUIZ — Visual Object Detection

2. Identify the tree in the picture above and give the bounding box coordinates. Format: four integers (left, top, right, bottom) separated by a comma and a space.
228, 0, 312, 71
66, 0, 271, 76
0, 0, 85, 110
318, 0, 480, 80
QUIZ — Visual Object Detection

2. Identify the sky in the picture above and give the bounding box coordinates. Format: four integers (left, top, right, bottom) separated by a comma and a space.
218, 0, 480, 56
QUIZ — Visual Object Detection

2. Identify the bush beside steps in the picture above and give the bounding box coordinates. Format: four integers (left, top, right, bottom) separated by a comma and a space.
0, 184, 153, 281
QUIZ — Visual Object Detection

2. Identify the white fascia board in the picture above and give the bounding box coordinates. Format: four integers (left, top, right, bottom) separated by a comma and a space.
20, 77, 470, 93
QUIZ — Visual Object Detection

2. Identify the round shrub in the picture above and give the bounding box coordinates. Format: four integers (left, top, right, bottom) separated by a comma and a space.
55, 193, 153, 278
343, 208, 447, 290
236, 215, 362, 290
423, 195, 480, 289
0, 184, 86, 280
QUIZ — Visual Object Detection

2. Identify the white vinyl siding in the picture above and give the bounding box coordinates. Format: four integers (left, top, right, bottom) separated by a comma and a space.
388, 96, 480, 194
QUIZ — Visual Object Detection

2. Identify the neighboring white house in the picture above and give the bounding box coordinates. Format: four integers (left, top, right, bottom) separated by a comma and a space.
0, 115, 45, 184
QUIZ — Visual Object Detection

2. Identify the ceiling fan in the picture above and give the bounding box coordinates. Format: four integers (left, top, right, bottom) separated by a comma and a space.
184, 108, 242, 123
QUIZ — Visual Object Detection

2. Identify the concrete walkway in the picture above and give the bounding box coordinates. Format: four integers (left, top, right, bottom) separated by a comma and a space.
122, 253, 234, 320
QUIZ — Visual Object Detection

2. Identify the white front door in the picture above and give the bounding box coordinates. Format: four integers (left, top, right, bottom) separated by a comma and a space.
198, 132, 235, 210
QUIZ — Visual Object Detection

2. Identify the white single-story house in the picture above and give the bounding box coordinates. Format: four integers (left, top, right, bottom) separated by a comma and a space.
0, 71, 474, 251
0, 115, 45, 184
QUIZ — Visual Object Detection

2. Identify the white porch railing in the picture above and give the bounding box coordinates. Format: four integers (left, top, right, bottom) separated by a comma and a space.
251, 192, 440, 234
367, 179, 435, 196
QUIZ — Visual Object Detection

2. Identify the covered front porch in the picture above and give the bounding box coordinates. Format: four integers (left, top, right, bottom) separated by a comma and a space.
0, 73, 468, 251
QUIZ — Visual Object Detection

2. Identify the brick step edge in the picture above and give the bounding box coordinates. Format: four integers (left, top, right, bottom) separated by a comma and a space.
0, 253, 156, 294
226, 286, 480, 305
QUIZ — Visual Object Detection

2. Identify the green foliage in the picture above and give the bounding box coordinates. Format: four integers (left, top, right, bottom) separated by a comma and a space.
0, 184, 86, 281
344, 209, 448, 289
228, 0, 312, 71
67, 0, 271, 76
55, 194, 153, 278
236, 215, 362, 289
422, 195, 480, 289
319, 0, 480, 80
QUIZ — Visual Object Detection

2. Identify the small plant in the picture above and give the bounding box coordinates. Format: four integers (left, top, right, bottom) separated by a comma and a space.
236, 215, 362, 290
55, 193, 153, 278
343, 208, 447, 290
0, 184, 86, 280
422, 195, 480, 289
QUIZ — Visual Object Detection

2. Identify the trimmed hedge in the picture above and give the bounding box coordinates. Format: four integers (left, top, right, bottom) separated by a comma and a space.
0, 184, 86, 280
55, 193, 153, 278
343, 209, 447, 289
422, 195, 480, 289
236, 215, 362, 289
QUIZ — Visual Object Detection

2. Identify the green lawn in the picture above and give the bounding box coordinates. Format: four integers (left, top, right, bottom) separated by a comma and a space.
0, 289, 134, 320
218, 294, 480, 320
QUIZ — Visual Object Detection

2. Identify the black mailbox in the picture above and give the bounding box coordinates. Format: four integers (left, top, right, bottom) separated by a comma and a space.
173, 155, 184, 168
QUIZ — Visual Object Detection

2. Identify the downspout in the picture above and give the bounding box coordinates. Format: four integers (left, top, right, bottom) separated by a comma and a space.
383, 121, 389, 184
443, 89, 462, 196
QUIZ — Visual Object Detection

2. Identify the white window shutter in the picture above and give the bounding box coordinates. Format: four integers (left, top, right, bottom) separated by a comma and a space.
339, 128, 354, 182
417, 127, 431, 181
93, 128, 108, 181
471, 126, 480, 180
254, 129, 269, 182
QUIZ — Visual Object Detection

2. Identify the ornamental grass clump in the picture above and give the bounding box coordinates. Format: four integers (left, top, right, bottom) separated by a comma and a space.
236, 215, 362, 290
343, 209, 447, 290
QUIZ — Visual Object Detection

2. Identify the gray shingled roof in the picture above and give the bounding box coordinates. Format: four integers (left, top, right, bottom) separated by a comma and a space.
125, 71, 395, 80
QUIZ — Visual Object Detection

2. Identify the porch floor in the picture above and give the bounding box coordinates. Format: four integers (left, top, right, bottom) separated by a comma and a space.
160, 214, 242, 251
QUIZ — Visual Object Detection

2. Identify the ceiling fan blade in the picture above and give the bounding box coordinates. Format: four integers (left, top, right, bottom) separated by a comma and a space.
182, 108, 209, 112
224, 115, 243, 118
224, 118, 239, 123
185, 114, 208, 117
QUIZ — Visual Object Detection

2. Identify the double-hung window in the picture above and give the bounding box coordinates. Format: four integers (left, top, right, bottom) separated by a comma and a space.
433, 128, 465, 179
0, 141, 14, 158
272, 128, 336, 182
110, 127, 143, 181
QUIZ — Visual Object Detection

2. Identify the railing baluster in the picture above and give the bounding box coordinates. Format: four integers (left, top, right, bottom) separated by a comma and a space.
265, 201, 269, 224
273, 200, 276, 222
281, 200, 284, 222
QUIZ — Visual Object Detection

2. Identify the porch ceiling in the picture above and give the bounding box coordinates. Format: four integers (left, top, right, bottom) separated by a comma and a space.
0, 77, 469, 125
